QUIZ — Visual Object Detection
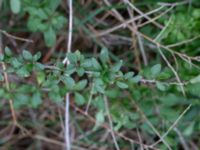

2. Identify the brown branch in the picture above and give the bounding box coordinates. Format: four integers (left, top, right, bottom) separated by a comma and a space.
0, 34, 17, 125
0, 29, 34, 43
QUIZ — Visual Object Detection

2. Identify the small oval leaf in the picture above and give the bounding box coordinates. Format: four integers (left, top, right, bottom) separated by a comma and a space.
151, 64, 161, 77
10, 0, 21, 14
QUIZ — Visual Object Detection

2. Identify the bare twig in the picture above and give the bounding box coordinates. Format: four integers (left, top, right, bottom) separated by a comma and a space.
136, 129, 144, 150
64, 94, 71, 150
123, 0, 163, 29
123, 0, 142, 69
166, 35, 200, 48
0, 33, 17, 125
85, 83, 94, 114
0, 29, 33, 43
63, 0, 73, 150
174, 128, 190, 150
137, 35, 148, 65
132, 99, 172, 150
70, 103, 159, 150
104, 96, 120, 150
137, 6, 174, 28
63, 0, 73, 64
105, 0, 148, 67
151, 104, 192, 147
154, 17, 172, 42
157, 47, 185, 96
92, 5, 165, 38
158, 0, 191, 7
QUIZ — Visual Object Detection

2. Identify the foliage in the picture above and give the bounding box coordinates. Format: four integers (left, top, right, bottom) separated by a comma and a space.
163, 8, 200, 45
9, 0, 67, 47
1, 0, 200, 149
1, 46, 200, 148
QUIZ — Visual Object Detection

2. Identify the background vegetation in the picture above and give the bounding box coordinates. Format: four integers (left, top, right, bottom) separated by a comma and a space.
0, 0, 200, 149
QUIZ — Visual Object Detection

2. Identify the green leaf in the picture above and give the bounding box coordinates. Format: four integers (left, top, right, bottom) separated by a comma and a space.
116, 81, 128, 89
129, 75, 142, 83
48, 0, 62, 11
49, 92, 62, 103
5, 47, 12, 56
187, 83, 200, 97
66, 64, 76, 75
92, 58, 101, 70
93, 72, 101, 77
31, 92, 42, 108
35, 62, 45, 70
111, 60, 123, 72
95, 78, 104, 85
151, 64, 161, 77
95, 85, 105, 94
44, 27, 56, 47
76, 67, 85, 76
37, 72, 45, 85
16, 67, 30, 77
0, 89, 5, 97
160, 107, 179, 121
96, 110, 105, 124
52, 15, 67, 30
14, 94, 29, 109
0, 73, 4, 81
190, 75, 200, 84
33, 52, 42, 61
27, 17, 42, 32
0, 54, 4, 61
10, 0, 21, 14
94, 79, 105, 94
100, 47, 109, 63
157, 71, 171, 80
22, 50, 32, 61
124, 72, 134, 79
67, 53, 77, 64
105, 89, 119, 98
73, 80, 88, 91
183, 123, 195, 137
75, 50, 82, 60
93, 95, 104, 110
74, 93, 85, 106
160, 94, 185, 106
11, 58, 22, 68
62, 76, 75, 89
81, 59, 93, 68
156, 81, 166, 91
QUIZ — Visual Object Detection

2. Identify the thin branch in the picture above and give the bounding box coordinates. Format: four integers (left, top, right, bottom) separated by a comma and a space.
63, 0, 73, 64
137, 6, 173, 28
137, 35, 148, 65
158, 0, 191, 7
151, 104, 192, 147
70, 103, 159, 150
136, 128, 144, 150
92, 5, 165, 38
166, 35, 200, 48
104, 96, 120, 150
132, 100, 172, 150
154, 17, 172, 42
123, 0, 163, 28
0, 34, 17, 125
85, 83, 94, 114
0, 29, 33, 43
63, 0, 73, 150
65, 93, 71, 150
123, 0, 147, 66
157, 47, 185, 96
174, 128, 190, 150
